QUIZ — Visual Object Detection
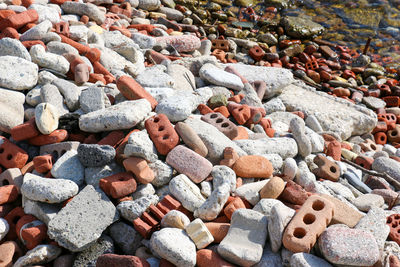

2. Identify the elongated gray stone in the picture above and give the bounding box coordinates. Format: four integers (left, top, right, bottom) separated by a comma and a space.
218, 209, 268, 266
61, 2, 105, 24
79, 99, 151, 132
52, 78, 81, 111
124, 130, 158, 163
47, 185, 119, 252
13, 245, 61, 267
278, 83, 377, 140
0, 38, 31, 61
21, 174, 78, 203
372, 157, 400, 182
199, 64, 244, 91
235, 137, 298, 159
109, 222, 142, 255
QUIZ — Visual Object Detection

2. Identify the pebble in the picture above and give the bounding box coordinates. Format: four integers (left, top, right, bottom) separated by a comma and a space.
150, 228, 196, 267
169, 174, 206, 212
352, 193, 385, 212
318, 226, 380, 266
13, 244, 61, 267
0, 218, 9, 241
109, 222, 143, 255
124, 130, 158, 163
0, 88, 25, 133
51, 150, 85, 185
268, 202, 295, 252
0, 56, 38, 90
117, 194, 158, 221
218, 209, 268, 266
21, 174, 78, 203
34, 102, 59, 135
161, 210, 190, 229
73, 234, 114, 267
232, 155, 273, 178
290, 253, 332, 267
0, 38, 31, 61
30, 45, 70, 74
200, 64, 244, 91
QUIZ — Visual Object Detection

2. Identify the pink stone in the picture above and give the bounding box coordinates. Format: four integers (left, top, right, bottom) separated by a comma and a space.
155, 35, 201, 52
166, 145, 212, 183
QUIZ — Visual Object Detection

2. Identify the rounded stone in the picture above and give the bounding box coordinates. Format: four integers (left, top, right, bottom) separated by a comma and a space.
150, 228, 196, 267
232, 155, 273, 178
0, 56, 38, 90
35, 102, 59, 135
77, 144, 116, 167
161, 210, 190, 229
259, 176, 285, 199
0, 218, 9, 241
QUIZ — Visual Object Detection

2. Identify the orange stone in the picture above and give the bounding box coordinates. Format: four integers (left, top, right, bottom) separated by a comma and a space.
232, 155, 273, 178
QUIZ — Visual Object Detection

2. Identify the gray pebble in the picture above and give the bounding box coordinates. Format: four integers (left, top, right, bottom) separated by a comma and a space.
77, 144, 115, 167
51, 150, 85, 185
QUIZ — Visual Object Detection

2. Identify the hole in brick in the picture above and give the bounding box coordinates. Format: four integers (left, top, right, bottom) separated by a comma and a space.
393, 221, 399, 228
371, 144, 376, 150
61, 150, 67, 155
312, 200, 325, 211
381, 136, 385, 141
396, 215, 400, 220
216, 118, 223, 123
359, 163, 364, 168
2, 179, 9, 186
293, 227, 306, 239
388, 217, 393, 224
163, 135, 169, 140
391, 131, 398, 136
238, 108, 243, 111
158, 126, 164, 131
210, 114, 218, 119
7, 154, 12, 160
13, 216, 21, 224
221, 123, 229, 128
303, 213, 316, 225
0, 148, 3, 153
221, 43, 225, 47
330, 166, 336, 173
153, 117, 160, 123
398, 229, 400, 234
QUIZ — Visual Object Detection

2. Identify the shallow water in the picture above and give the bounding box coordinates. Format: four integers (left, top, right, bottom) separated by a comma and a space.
287, 0, 400, 67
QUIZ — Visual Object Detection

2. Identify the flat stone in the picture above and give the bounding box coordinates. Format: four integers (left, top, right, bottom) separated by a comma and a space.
319, 226, 380, 266
199, 64, 244, 91
223, 64, 294, 99
352, 193, 384, 212
51, 150, 85, 185
281, 16, 324, 39
362, 96, 386, 110
77, 144, 115, 167
0, 56, 38, 90
218, 209, 268, 266
21, 174, 78, 203
278, 83, 377, 140
184, 116, 246, 164
47, 185, 119, 252
0, 38, 31, 61
23, 197, 61, 225
150, 228, 196, 266
235, 137, 298, 159
79, 99, 152, 132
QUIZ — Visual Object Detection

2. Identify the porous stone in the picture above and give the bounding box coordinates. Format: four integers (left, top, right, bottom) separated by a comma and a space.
0, 38, 31, 61
23, 197, 61, 225
372, 157, 400, 182
117, 195, 159, 221
73, 235, 114, 267
51, 150, 85, 185
234, 179, 269, 205
79, 99, 152, 132
352, 193, 384, 212
0, 56, 38, 90
161, 210, 190, 229
77, 144, 115, 167
150, 228, 196, 267
20, 20, 52, 42
61, 2, 106, 24
0, 218, 9, 241
149, 160, 174, 187
40, 84, 69, 116
355, 207, 389, 250
47, 185, 119, 252
212, 165, 237, 193
21, 174, 78, 203
278, 84, 377, 140
169, 174, 206, 212
253, 244, 283, 267
218, 209, 268, 266
194, 182, 230, 221
80, 86, 106, 113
